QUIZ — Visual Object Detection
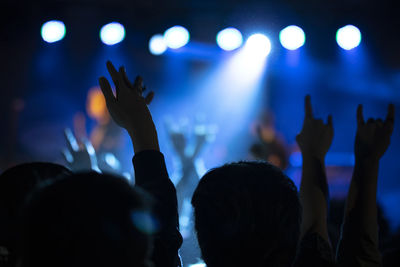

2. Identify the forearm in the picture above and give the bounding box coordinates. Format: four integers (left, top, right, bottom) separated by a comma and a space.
337, 159, 381, 266
300, 155, 330, 241
128, 125, 160, 154
345, 158, 379, 232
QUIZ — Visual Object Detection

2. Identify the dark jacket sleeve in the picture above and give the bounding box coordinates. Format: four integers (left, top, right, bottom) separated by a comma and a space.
133, 150, 183, 267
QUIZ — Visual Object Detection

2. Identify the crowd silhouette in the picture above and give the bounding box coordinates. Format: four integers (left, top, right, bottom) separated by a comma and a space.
0, 60, 398, 267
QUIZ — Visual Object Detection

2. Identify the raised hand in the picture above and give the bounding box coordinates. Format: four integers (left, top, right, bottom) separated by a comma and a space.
354, 104, 394, 162
62, 128, 100, 172
99, 61, 159, 153
297, 95, 333, 244
296, 95, 334, 160
337, 105, 394, 266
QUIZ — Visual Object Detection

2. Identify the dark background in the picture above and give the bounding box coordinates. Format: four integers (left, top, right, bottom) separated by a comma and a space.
0, 0, 399, 235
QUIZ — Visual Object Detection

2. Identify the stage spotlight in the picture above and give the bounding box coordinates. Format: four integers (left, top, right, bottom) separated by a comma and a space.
41, 20, 66, 43
336, 25, 361, 50
149, 34, 167, 55
100, 22, 125, 46
244, 34, 272, 57
164, 26, 190, 49
279, 25, 305, 50
216, 27, 243, 51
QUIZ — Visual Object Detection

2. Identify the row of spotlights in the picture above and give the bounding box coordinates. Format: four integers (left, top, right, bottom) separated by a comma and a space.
41, 21, 362, 53
148, 26, 190, 55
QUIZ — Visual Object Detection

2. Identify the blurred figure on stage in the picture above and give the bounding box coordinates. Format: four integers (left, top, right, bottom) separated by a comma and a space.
250, 111, 290, 170
165, 117, 216, 266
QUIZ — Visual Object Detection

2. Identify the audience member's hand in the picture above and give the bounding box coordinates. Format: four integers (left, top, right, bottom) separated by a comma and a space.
62, 128, 100, 172
99, 61, 159, 153
296, 95, 334, 160
354, 104, 394, 162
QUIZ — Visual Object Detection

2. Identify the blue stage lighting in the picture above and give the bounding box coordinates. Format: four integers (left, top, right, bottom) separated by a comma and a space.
164, 26, 190, 49
149, 34, 167, 55
100, 22, 125, 46
216, 27, 243, 51
279, 25, 305, 50
244, 34, 272, 57
336, 25, 361, 50
41, 20, 66, 43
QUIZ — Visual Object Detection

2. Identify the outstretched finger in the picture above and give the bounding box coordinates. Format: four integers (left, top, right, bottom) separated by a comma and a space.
64, 128, 79, 152
119, 66, 133, 89
133, 75, 144, 93
83, 138, 96, 156
357, 104, 365, 127
305, 95, 313, 119
385, 104, 395, 124
106, 61, 123, 98
61, 149, 73, 164
384, 104, 395, 133
144, 91, 155, 105
98, 77, 115, 103
106, 61, 121, 86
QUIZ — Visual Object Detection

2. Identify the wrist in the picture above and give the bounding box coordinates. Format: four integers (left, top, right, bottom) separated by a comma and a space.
128, 129, 160, 154
354, 156, 379, 168
301, 154, 325, 165
353, 157, 379, 185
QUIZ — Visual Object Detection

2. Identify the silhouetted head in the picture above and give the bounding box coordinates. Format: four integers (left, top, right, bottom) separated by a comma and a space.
192, 161, 301, 267
0, 162, 72, 266
20, 172, 156, 267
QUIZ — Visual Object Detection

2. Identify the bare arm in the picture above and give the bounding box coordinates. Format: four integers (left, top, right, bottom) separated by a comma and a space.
337, 104, 394, 266
296, 95, 333, 243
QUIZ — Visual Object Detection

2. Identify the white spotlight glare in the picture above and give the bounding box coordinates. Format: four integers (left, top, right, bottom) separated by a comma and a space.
164, 26, 190, 49
279, 25, 305, 50
336, 25, 361, 50
216, 27, 243, 51
149, 34, 167, 55
244, 34, 272, 58
41, 20, 66, 43
100, 22, 126, 46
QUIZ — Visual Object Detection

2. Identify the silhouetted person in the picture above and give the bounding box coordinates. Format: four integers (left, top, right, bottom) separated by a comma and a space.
165, 120, 209, 266
191, 96, 337, 267
0, 162, 72, 267
19, 172, 154, 267
192, 161, 301, 267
